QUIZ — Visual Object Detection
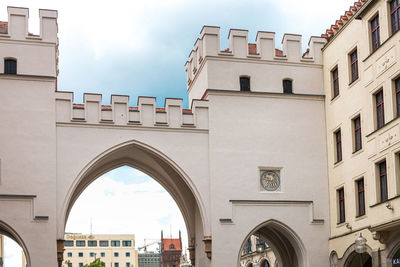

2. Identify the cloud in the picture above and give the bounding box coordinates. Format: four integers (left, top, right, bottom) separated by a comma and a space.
65, 167, 188, 251
3, 235, 23, 267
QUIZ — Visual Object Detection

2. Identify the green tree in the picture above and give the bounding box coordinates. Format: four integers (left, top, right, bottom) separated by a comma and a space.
83, 258, 105, 267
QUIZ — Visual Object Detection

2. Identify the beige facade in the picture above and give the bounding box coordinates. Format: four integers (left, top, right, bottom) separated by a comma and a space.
323, 0, 400, 266
63, 234, 138, 267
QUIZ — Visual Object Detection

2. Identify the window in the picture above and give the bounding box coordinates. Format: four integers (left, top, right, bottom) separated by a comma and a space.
114, 263, 119, 267
4, 59, 16, 74
90, 252, 95, 257
357, 179, 365, 216
101, 252, 105, 257
350, 50, 358, 83
240, 76, 250, 91
126, 252, 130, 257
353, 116, 362, 152
76, 240, 85, 247
370, 15, 380, 51
375, 90, 385, 129
114, 252, 119, 257
68, 262, 72, 267
332, 67, 339, 98
111, 241, 120, 247
67, 252, 72, 257
391, 0, 400, 34
122, 240, 132, 247
335, 129, 342, 163
88, 240, 97, 247
78, 252, 83, 257
379, 161, 388, 202
79, 263, 83, 267
99, 240, 109, 247
395, 77, 400, 117
126, 263, 130, 267
283, 79, 293, 94
64, 240, 74, 247
337, 188, 345, 223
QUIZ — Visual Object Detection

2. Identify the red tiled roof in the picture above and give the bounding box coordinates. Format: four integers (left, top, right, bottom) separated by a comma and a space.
322, 0, 369, 41
163, 238, 181, 251
275, 48, 283, 57
0, 21, 8, 34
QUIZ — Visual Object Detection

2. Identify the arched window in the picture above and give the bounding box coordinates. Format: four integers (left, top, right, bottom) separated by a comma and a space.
283, 79, 293, 94
4, 58, 17, 74
240, 76, 250, 91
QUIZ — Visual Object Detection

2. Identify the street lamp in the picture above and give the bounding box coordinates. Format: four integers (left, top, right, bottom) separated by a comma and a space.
355, 233, 367, 267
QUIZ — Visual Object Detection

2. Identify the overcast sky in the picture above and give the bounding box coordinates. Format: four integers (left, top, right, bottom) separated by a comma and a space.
0, 0, 355, 265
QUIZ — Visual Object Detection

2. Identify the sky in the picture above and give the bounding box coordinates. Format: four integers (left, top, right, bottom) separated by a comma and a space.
0, 0, 356, 266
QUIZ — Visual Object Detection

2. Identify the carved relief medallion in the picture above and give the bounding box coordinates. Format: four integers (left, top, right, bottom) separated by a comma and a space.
260, 170, 280, 191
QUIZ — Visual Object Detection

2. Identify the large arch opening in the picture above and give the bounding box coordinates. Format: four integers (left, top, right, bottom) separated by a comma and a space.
238, 220, 306, 267
0, 221, 29, 267
60, 141, 207, 266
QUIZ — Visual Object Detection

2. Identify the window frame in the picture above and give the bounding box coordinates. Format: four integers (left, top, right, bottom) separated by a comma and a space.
379, 160, 388, 202
4, 58, 17, 75
335, 129, 342, 163
390, 0, 400, 34
349, 49, 359, 83
337, 187, 346, 224
370, 14, 381, 52
99, 240, 109, 247
395, 77, 400, 117
239, 76, 251, 92
88, 240, 97, 247
375, 89, 385, 129
353, 116, 362, 152
283, 79, 293, 94
76, 240, 86, 247
356, 178, 366, 216
332, 67, 339, 99
111, 240, 120, 247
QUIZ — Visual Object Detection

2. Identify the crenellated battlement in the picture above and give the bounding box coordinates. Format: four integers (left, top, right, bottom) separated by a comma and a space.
55, 92, 209, 130
0, 7, 58, 77
0, 7, 58, 43
185, 26, 326, 90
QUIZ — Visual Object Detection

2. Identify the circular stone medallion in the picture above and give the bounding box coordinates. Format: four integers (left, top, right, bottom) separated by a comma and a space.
260, 170, 280, 191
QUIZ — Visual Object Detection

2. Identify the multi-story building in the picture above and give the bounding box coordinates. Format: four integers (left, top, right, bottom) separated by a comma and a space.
323, 0, 400, 266
239, 235, 276, 267
63, 234, 138, 267
161, 231, 182, 267
138, 252, 161, 267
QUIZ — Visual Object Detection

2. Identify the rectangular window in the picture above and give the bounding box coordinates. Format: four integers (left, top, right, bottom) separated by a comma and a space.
76, 240, 85, 247
67, 252, 72, 257
88, 240, 97, 247
338, 188, 345, 223
4, 59, 16, 74
379, 161, 388, 201
64, 240, 74, 247
353, 116, 362, 152
335, 129, 342, 163
79, 263, 83, 267
371, 15, 380, 51
357, 179, 365, 216
101, 252, 105, 257
122, 241, 132, 247
68, 263, 72, 267
332, 67, 339, 98
376, 90, 385, 129
99, 240, 109, 247
78, 252, 83, 257
111, 241, 120, 247
240, 77, 250, 91
126, 263, 130, 267
90, 252, 95, 257
115, 263, 119, 267
114, 252, 119, 257
391, 0, 400, 34
395, 77, 400, 117
350, 50, 359, 83
126, 252, 130, 257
